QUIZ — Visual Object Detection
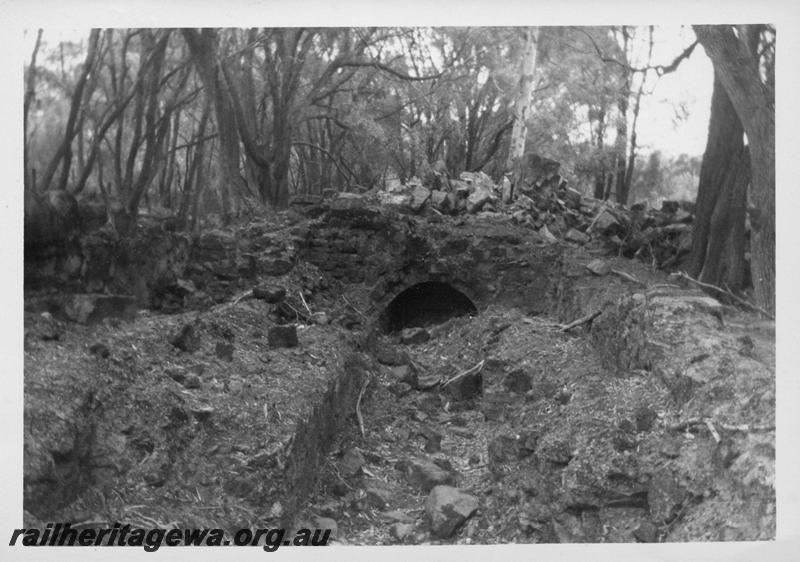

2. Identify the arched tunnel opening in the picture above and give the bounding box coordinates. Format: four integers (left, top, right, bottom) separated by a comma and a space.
381, 281, 478, 333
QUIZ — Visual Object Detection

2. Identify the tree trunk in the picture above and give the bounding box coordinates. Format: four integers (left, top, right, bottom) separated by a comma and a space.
24, 29, 43, 192
183, 29, 244, 222
592, 107, 607, 200
504, 27, 540, 202
688, 72, 745, 280
39, 29, 101, 193
613, 26, 631, 204
694, 25, 774, 314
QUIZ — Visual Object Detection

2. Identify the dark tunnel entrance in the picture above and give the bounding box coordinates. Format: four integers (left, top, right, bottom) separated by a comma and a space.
381, 282, 478, 332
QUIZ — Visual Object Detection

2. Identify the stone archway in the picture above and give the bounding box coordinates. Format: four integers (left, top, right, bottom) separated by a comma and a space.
379, 281, 479, 332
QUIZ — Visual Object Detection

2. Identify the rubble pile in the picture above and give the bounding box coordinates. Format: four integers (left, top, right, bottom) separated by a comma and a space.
300, 155, 695, 272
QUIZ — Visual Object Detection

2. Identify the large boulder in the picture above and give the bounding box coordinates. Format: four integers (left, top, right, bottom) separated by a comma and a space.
425, 486, 479, 539
467, 185, 496, 214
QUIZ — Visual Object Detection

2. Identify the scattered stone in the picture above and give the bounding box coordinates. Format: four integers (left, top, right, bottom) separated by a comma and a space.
396, 458, 456, 492
252, 284, 286, 303
634, 405, 658, 432
390, 522, 415, 541
590, 209, 621, 234
554, 389, 572, 405
612, 431, 637, 452
538, 225, 558, 243
215, 341, 234, 361
313, 516, 338, 541
466, 185, 495, 214
258, 256, 294, 276
268, 325, 298, 348
487, 434, 521, 465
519, 430, 540, 452
389, 382, 413, 397
311, 312, 330, 325
338, 448, 366, 478
503, 369, 532, 393
63, 294, 137, 325
443, 369, 482, 401
586, 259, 611, 276
633, 521, 659, 543
170, 323, 201, 353
388, 364, 414, 383
36, 312, 62, 341
171, 279, 197, 297
409, 185, 432, 213
399, 327, 430, 345
375, 345, 410, 366
182, 374, 201, 389
381, 509, 415, 523
414, 370, 441, 391
482, 392, 515, 422
459, 170, 493, 189
527, 380, 559, 402
538, 439, 573, 466
660, 439, 682, 459
165, 367, 186, 383
419, 425, 443, 453
191, 405, 214, 421
425, 485, 479, 539
648, 472, 687, 524
430, 190, 447, 211
88, 342, 110, 358
364, 484, 392, 509
564, 228, 590, 244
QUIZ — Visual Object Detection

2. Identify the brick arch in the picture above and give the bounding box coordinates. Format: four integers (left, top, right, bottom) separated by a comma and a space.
371, 269, 488, 316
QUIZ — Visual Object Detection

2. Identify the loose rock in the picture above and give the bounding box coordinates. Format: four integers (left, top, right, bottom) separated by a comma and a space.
399, 327, 430, 345
425, 485, 479, 539
396, 458, 456, 492
170, 323, 200, 353
253, 284, 286, 303
268, 325, 298, 348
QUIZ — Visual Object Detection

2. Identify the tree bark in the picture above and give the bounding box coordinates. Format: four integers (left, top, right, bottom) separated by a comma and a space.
694, 25, 775, 314
504, 27, 540, 202
24, 29, 43, 192
183, 29, 245, 220
689, 71, 745, 280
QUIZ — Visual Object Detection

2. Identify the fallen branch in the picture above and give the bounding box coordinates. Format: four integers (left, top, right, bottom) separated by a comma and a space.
442, 359, 485, 387
232, 289, 253, 306
560, 310, 601, 332
611, 268, 647, 286
668, 417, 775, 434
355, 376, 370, 438
704, 418, 721, 443
342, 295, 369, 321
298, 291, 313, 316
670, 272, 775, 320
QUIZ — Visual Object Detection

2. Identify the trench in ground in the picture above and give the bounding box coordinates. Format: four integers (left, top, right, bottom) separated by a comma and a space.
295, 281, 672, 544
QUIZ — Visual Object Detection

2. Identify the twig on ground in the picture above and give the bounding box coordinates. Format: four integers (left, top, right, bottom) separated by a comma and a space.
355, 376, 370, 438
704, 418, 721, 443
442, 359, 485, 387
231, 289, 253, 306
298, 291, 313, 316
342, 295, 369, 321
668, 417, 775, 434
670, 271, 775, 320
560, 310, 601, 332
